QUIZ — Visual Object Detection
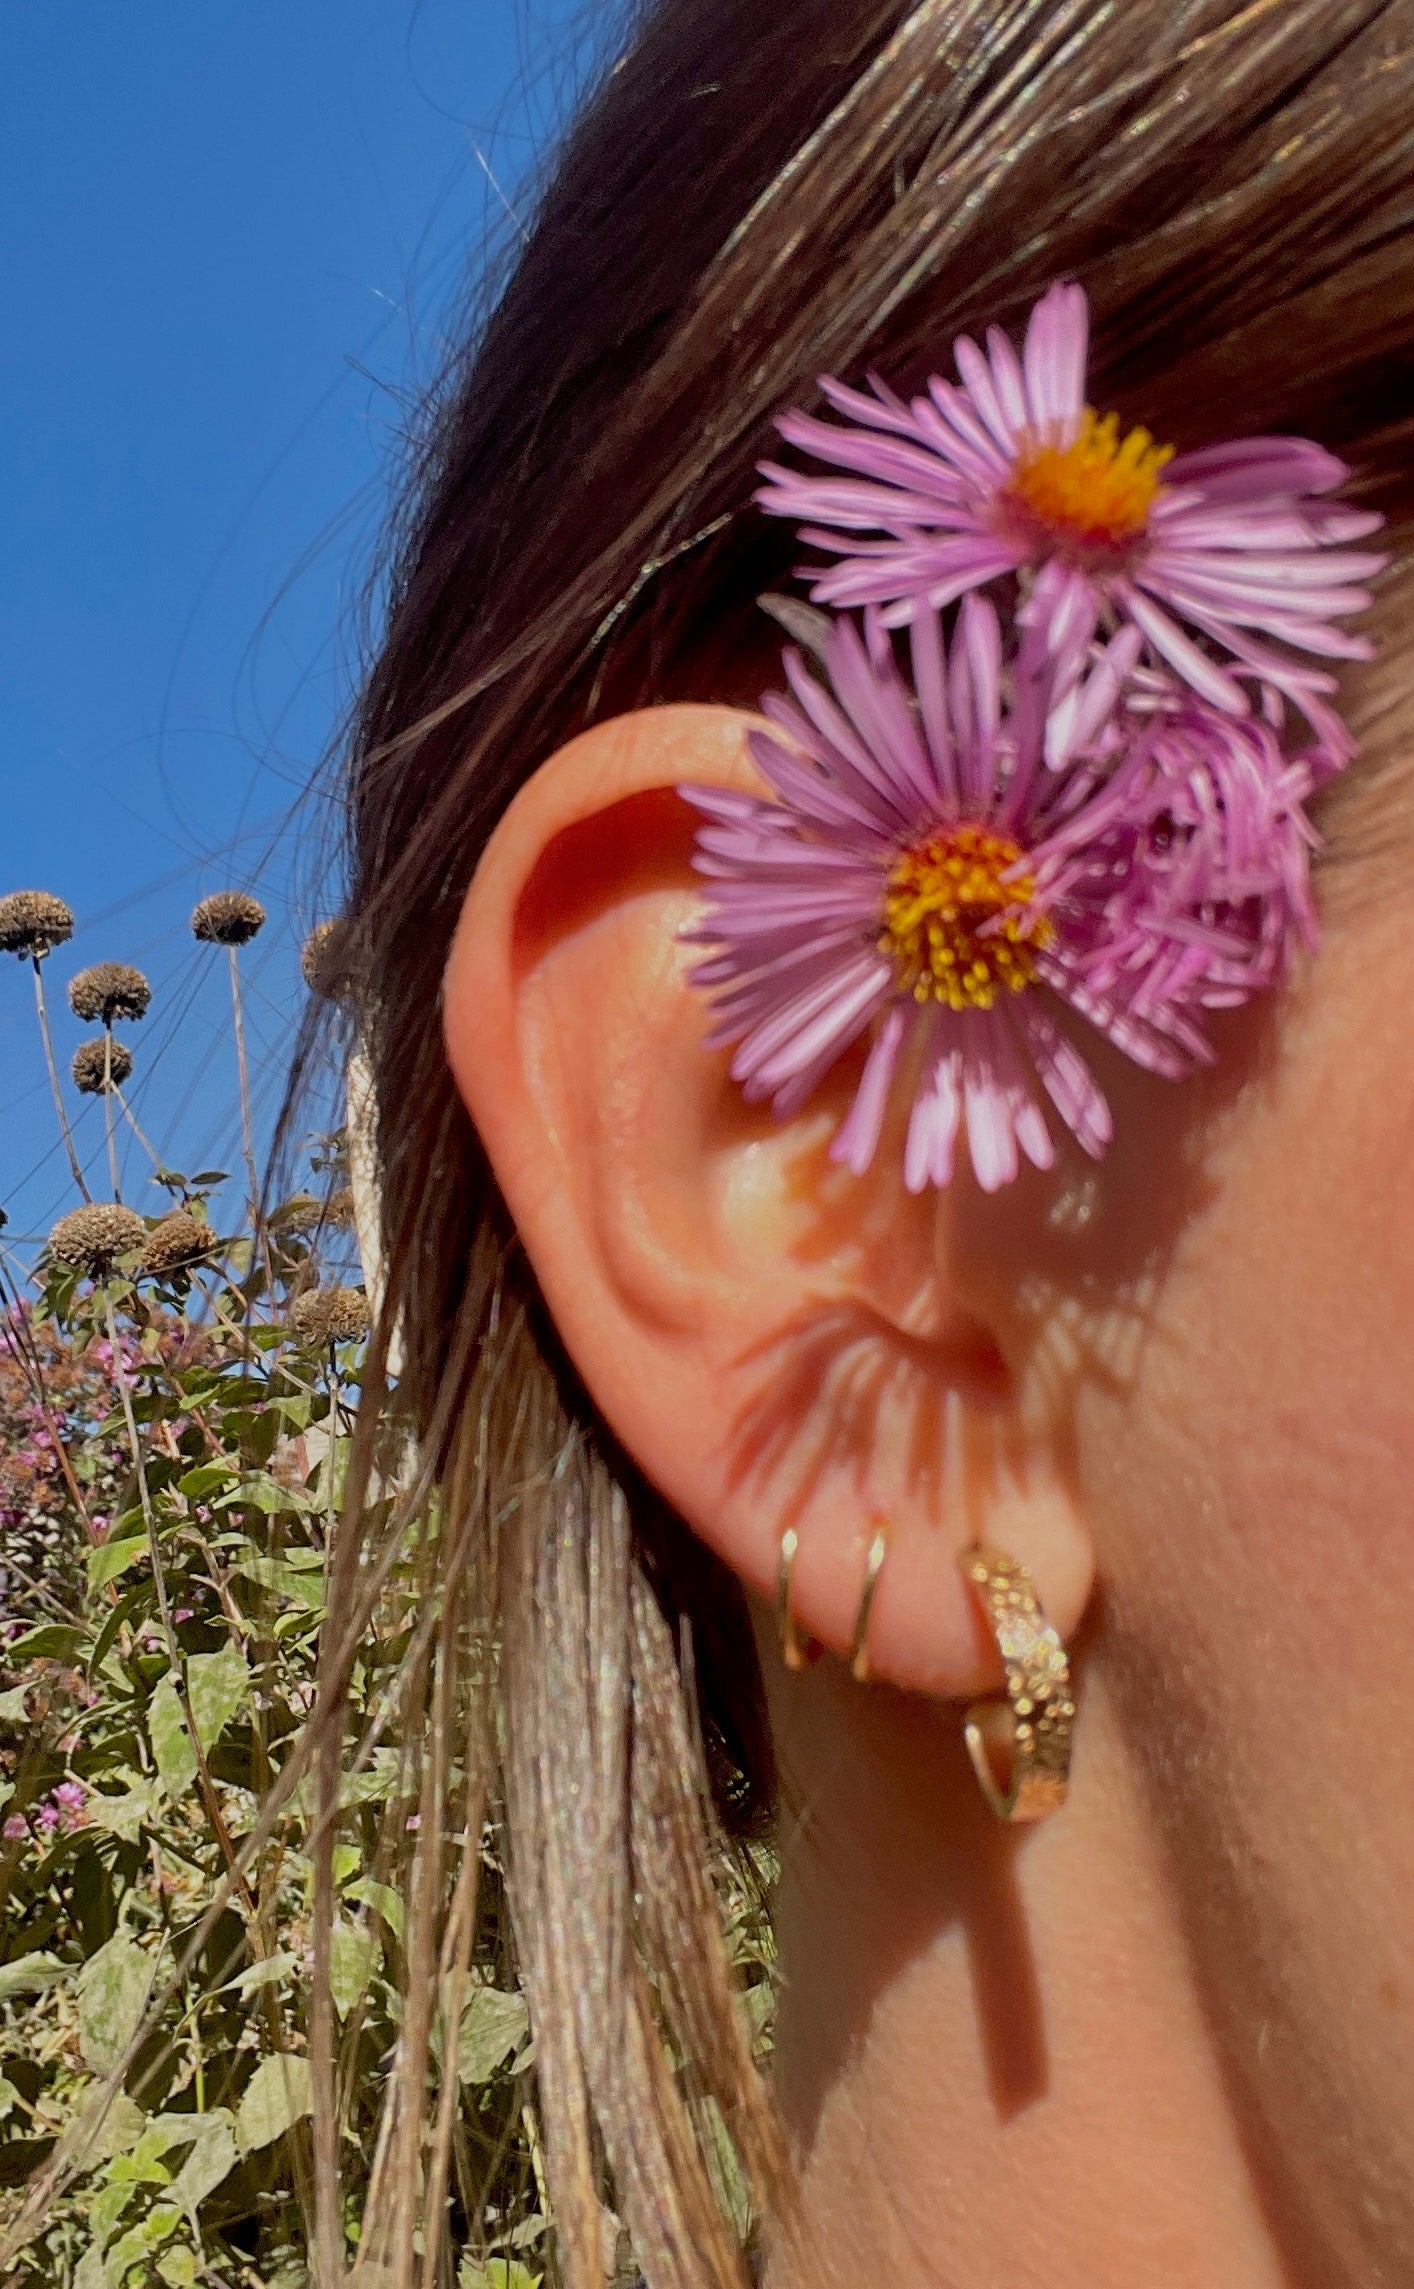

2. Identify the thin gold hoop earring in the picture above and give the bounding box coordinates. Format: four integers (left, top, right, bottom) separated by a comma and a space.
958, 1546, 1073, 1823
848, 1525, 889, 1683
776, 1526, 818, 1672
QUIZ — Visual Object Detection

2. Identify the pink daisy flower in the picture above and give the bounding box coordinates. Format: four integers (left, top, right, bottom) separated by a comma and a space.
683, 600, 1317, 1192
757, 281, 1386, 754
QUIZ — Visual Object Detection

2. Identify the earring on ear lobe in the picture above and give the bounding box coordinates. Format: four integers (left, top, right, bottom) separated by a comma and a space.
847, 1524, 889, 1683
958, 1546, 1074, 1823
776, 1526, 821, 1671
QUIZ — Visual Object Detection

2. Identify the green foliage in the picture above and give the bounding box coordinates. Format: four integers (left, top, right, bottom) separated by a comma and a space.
1, 963, 778, 2289
0, 1138, 576, 2287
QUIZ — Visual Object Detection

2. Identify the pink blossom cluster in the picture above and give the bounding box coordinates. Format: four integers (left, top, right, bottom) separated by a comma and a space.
3, 1780, 86, 1846
683, 284, 1385, 1189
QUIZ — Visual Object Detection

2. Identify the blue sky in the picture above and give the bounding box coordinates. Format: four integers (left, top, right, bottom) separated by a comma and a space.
1, 0, 592, 1246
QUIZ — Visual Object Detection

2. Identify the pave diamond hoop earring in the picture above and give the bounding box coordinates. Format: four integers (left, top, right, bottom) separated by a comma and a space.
958, 1545, 1074, 1822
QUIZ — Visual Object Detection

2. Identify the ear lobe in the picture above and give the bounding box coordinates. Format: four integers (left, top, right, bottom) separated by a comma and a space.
444, 703, 1095, 1703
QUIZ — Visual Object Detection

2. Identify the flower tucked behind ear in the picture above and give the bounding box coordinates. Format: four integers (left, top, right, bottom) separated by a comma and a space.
757, 281, 1386, 757
683, 599, 1319, 1192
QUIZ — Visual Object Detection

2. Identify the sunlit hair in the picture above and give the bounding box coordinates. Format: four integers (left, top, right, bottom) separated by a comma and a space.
324, 5, 1414, 2285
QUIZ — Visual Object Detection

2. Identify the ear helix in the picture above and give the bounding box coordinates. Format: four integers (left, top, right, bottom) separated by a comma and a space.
775, 1523, 1074, 1824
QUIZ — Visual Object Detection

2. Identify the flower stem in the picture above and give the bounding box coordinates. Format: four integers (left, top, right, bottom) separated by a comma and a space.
227, 943, 260, 1226
31, 955, 89, 1200
103, 1288, 260, 1926
115, 1085, 164, 1176
102, 1026, 121, 1201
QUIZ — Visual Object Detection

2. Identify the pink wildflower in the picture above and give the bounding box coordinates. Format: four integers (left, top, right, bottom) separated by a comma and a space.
54, 1780, 86, 1810
684, 600, 1317, 1191
2, 1814, 28, 1841
758, 281, 1385, 754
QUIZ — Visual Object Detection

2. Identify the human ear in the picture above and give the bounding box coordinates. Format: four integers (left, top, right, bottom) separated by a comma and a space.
443, 705, 1093, 1698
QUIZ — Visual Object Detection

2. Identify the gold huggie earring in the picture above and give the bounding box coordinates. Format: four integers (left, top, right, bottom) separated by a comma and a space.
776, 1526, 818, 1671
958, 1546, 1073, 1823
848, 1525, 889, 1683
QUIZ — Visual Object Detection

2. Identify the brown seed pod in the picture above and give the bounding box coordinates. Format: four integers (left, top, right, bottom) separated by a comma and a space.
324, 1186, 356, 1228
48, 1203, 146, 1276
68, 963, 152, 1024
273, 1194, 324, 1236
142, 1211, 212, 1277
71, 1037, 133, 1094
191, 891, 266, 946
289, 1284, 371, 1343
0, 891, 75, 958
301, 918, 356, 1001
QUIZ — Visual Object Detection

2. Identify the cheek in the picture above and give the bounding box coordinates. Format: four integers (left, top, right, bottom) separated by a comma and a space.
1076, 903, 1414, 2261
1143, 908, 1414, 1609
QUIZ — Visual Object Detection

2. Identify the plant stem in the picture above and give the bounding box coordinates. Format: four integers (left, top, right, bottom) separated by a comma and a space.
103, 1287, 261, 1928
115, 1085, 164, 1175
102, 1026, 121, 1201
227, 944, 260, 1227
31, 955, 89, 1200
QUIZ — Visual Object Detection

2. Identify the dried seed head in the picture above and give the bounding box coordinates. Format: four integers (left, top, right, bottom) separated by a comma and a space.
273, 1194, 324, 1236
48, 1203, 146, 1276
192, 891, 266, 945
289, 1284, 371, 1343
71, 1037, 133, 1094
325, 1186, 356, 1228
0, 891, 75, 958
142, 1211, 211, 1277
301, 918, 355, 1000
68, 962, 152, 1024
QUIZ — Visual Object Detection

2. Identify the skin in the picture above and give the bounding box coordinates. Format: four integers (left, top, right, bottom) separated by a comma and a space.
443, 699, 1414, 2288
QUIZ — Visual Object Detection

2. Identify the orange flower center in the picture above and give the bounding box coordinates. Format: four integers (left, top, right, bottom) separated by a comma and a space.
879, 824, 1051, 1010
1006, 407, 1173, 554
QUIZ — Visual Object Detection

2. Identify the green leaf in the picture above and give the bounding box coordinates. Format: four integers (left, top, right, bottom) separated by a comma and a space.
76, 1933, 154, 2074
221, 1472, 316, 1519
456, 1985, 530, 2086
88, 1536, 148, 1589
74, 2244, 107, 2289
178, 1463, 237, 1502
234, 2054, 314, 2153
329, 1924, 377, 2019
222, 1950, 299, 1998
90, 1580, 149, 1673
167, 2119, 237, 2216
156, 2246, 198, 2289
148, 1678, 196, 1799
458, 2264, 542, 2289
233, 1555, 325, 1610
290, 1748, 400, 1817
102, 2204, 180, 2284
187, 1644, 248, 1750
0, 1684, 32, 1724
85, 1782, 160, 1843
0, 1950, 68, 2000
8, 1623, 84, 1662
77, 2091, 148, 2165
345, 1877, 404, 1939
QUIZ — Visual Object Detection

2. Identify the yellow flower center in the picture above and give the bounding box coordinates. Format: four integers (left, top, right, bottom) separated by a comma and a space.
1006, 406, 1173, 554
878, 824, 1051, 1010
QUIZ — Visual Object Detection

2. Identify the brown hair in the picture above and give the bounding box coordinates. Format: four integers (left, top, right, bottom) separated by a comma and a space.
330, 4, 1414, 2284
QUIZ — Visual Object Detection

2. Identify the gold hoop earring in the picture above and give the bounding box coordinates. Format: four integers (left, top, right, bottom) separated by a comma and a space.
958, 1546, 1073, 1823
848, 1525, 889, 1683
776, 1526, 819, 1671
